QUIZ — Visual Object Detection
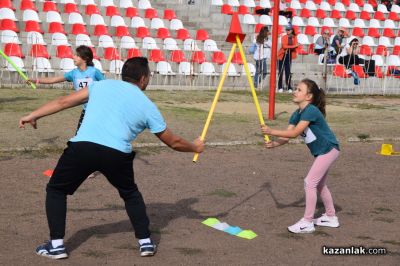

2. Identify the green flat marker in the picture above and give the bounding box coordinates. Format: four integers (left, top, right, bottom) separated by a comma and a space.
236, 230, 257, 240
201, 218, 220, 227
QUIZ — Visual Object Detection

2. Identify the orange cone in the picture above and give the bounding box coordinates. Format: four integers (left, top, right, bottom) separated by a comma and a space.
225, 13, 246, 44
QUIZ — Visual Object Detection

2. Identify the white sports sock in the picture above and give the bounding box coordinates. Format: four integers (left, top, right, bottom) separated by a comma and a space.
51, 239, 64, 247
138, 238, 151, 245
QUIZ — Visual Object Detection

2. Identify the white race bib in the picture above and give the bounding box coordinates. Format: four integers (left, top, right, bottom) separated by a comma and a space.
75, 77, 93, 91
301, 127, 317, 144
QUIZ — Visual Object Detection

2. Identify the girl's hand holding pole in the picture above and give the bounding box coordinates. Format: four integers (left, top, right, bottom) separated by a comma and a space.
261, 124, 272, 135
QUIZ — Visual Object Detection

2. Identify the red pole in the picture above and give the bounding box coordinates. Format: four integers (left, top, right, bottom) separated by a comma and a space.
268, 2, 280, 120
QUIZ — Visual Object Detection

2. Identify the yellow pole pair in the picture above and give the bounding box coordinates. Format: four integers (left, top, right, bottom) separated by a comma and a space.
193, 35, 270, 162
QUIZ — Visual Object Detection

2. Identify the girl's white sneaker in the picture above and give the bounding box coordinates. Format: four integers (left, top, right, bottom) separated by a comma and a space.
313, 214, 340, 228
287, 218, 315, 234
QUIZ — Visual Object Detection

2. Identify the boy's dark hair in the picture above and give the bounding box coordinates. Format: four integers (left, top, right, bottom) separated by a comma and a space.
301, 78, 326, 117
122, 57, 150, 83
75, 45, 94, 66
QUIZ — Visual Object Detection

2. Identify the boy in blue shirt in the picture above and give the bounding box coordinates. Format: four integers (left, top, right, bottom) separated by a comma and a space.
20, 57, 204, 260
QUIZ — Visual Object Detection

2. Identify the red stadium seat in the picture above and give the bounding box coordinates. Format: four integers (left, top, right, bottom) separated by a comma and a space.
221, 4, 234, 15
254, 23, 264, 33
85, 5, 100, 15
327, 0, 337, 5
299, 0, 307, 3
352, 65, 368, 78
125, 7, 138, 18
25, 21, 43, 33
375, 45, 389, 56
373, 11, 386, 21
30, 44, 50, 58
212, 51, 226, 64
367, 28, 380, 38
297, 45, 308, 55
330, 10, 342, 19
359, 11, 371, 20
56, 45, 73, 58
94, 25, 110, 36
388, 12, 400, 21
299, 9, 311, 18
145, 8, 158, 19
0, 19, 19, 32
43, 1, 58, 12
106, 6, 120, 16
352, 27, 365, 38
191, 51, 206, 64
341, 0, 351, 6
355, 0, 365, 6
64, 3, 79, 14
4, 43, 24, 58
149, 49, 165, 62
292, 25, 300, 35
176, 28, 191, 40
48, 22, 66, 34
313, 0, 322, 4
393, 46, 400, 55
333, 64, 351, 78
308, 43, 315, 54
103, 47, 120, 60
315, 9, 327, 19
345, 11, 357, 20
163, 9, 177, 20
368, 0, 377, 8
136, 27, 150, 38
383, 28, 396, 38
359, 45, 373, 56
196, 29, 209, 41
20, 0, 37, 11
71, 24, 89, 35
0, 0, 15, 10
232, 52, 244, 64
127, 48, 142, 59
156, 28, 171, 39
374, 66, 384, 78
115, 26, 130, 37
238, 5, 249, 15
170, 50, 186, 63
304, 25, 318, 36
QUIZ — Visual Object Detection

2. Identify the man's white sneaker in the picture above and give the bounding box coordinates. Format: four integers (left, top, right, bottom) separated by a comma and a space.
278, 88, 284, 93
313, 214, 340, 228
288, 89, 293, 93
287, 218, 315, 234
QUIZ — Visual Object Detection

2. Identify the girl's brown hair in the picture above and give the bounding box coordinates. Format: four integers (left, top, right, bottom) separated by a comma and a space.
301, 78, 326, 117
256, 26, 269, 44
75, 45, 94, 67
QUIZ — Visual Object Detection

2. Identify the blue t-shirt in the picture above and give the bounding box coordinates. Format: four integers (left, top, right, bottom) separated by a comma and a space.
289, 104, 339, 156
70, 80, 167, 153
64, 66, 104, 109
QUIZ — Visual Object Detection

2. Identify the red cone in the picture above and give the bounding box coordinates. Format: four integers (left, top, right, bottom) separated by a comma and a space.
225, 13, 246, 43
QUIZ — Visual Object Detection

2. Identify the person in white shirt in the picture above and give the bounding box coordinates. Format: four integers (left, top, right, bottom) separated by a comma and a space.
250, 26, 271, 88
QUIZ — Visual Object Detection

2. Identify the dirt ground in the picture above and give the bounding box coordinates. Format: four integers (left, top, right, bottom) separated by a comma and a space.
1, 88, 400, 265
1, 144, 399, 265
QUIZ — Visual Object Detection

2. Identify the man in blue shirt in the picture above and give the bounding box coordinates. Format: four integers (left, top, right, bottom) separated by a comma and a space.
19, 57, 204, 260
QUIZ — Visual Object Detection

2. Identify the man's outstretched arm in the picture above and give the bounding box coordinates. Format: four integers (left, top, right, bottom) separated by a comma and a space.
19, 88, 89, 129
155, 128, 204, 153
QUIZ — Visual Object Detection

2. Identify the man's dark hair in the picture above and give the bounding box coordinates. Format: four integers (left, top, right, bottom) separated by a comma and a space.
122, 57, 150, 83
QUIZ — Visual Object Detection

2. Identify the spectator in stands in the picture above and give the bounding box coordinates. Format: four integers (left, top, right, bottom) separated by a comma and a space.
331, 28, 347, 56
338, 38, 364, 85
188, 0, 195, 5
390, 66, 400, 76
277, 24, 299, 93
381, 0, 392, 11
249, 26, 272, 88
314, 30, 331, 55
255, 0, 293, 22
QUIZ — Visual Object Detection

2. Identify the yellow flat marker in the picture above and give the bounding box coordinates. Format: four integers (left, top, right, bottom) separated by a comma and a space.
376, 143, 400, 156
236, 230, 258, 240
201, 218, 221, 227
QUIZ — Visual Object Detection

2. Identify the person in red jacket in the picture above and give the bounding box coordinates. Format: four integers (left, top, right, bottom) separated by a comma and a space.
277, 24, 299, 93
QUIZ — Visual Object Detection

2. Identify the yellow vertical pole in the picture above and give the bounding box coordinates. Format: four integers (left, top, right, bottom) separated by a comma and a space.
193, 43, 237, 162
236, 35, 270, 142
